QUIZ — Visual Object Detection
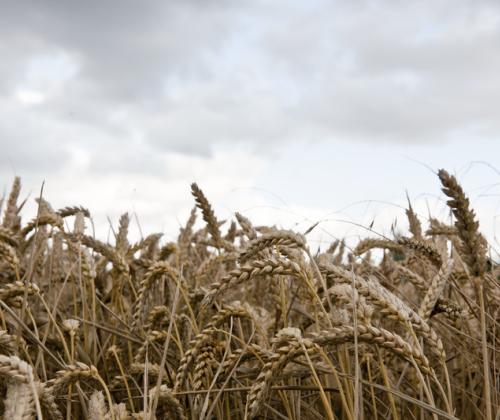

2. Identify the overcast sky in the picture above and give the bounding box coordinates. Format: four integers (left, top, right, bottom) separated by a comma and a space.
1, 1, 500, 251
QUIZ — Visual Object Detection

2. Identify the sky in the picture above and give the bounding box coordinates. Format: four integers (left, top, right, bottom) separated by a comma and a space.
1, 0, 500, 252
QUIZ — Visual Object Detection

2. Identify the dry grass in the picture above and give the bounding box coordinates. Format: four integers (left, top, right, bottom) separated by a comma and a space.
0, 172, 497, 419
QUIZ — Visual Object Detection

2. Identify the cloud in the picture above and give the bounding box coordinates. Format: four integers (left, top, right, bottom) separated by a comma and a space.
0, 98, 71, 173
1, 0, 499, 178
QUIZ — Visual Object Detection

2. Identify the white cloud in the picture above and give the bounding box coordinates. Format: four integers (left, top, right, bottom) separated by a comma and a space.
15, 89, 45, 105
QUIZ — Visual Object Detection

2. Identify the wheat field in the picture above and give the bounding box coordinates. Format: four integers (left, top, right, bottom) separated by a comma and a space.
0, 169, 497, 419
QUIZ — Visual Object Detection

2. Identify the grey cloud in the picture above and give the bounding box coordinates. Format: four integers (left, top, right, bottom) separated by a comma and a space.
0, 101, 70, 173
86, 141, 169, 175
0, 1, 239, 102
248, 1, 500, 142
1, 0, 499, 175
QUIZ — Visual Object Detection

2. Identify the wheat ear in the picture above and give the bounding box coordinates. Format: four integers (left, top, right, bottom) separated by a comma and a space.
321, 264, 445, 361
239, 230, 306, 263
419, 260, 453, 320
174, 305, 252, 390
201, 257, 305, 307
191, 183, 222, 248
247, 329, 319, 418
438, 169, 487, 278
89, 390, 107, 420
2, 176, 21, 230
132, 261, 179, 328
149, 385, 187, 420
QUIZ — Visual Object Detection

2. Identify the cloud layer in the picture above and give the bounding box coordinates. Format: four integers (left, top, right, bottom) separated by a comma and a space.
2, 0, 500, 174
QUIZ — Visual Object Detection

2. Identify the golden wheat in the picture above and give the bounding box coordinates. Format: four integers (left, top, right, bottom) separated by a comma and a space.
0, 172, 496, 418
